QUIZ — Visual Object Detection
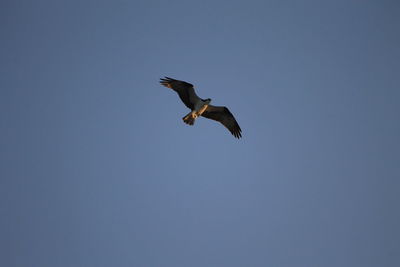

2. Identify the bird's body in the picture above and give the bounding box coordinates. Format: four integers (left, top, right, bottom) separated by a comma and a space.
160, 77, 242, 138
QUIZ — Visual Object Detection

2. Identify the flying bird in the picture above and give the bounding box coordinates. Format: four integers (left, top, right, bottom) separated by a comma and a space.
160, 77, 242, 138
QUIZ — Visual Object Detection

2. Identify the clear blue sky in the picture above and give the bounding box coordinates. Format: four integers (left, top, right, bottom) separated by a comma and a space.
1, 1, 399, 266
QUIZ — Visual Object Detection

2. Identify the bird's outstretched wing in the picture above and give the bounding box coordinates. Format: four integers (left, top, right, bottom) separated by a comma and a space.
201, 105, 242, 139
160, 77, 200, 110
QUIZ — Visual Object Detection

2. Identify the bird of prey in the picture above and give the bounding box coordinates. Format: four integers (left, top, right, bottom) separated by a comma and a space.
160, 77, 242, 139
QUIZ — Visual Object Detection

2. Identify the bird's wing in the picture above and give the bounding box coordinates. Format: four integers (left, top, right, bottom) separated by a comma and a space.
160, 77, 200, 110
201, 105, 242, 139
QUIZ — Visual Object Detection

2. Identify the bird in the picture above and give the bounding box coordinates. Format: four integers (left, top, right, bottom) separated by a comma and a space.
160, 77, 242, 139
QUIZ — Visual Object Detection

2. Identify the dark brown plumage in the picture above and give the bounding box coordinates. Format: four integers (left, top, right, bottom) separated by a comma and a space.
160, 77, 242, 139
160, 77, 197, 110
201, 105, 242, 139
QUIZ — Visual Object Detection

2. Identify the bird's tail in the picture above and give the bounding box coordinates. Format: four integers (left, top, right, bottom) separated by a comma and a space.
183, 111, 196, 125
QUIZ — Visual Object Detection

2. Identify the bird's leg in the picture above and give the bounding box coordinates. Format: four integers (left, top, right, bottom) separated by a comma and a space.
183, 106, 207, 125
183, 111, 197, 125
183, 111, 196, 120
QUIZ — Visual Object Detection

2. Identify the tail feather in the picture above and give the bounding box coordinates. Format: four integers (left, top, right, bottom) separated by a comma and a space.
183, 112, 196, 125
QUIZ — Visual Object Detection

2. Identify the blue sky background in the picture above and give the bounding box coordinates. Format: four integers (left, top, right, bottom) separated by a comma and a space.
1, 1, 399, 266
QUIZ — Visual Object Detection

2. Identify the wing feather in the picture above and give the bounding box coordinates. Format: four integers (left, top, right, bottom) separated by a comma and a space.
201, 105, 242, 139
159, 77, 199, 110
